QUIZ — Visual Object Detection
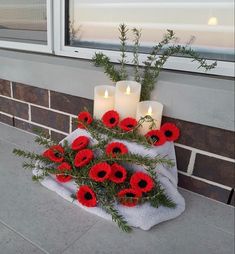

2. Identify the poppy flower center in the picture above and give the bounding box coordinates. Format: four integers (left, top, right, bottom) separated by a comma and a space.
151, 135, 159, 142
84, 117, 88, 122
127, 124, 134, 128
54, 152, 62, 158
165, 130, 172, 137
109, 117, 116, 124
138, 180, 147, 188
115, 171, 123, 178
97, 170, 106, 178
126, 193, 135, 198
113, 147, 121, 153
84, 192, 92, 200
82, 156, 87, 161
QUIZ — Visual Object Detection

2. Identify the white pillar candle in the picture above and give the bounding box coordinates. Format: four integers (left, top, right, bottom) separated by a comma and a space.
93, 85, 115, 119
114, 81, 141, 119
136, 101, 163, 135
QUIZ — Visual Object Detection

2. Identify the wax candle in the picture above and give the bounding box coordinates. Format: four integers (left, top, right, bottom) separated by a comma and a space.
136, 101, 163, 135
114, 81, 141, 119
93, 85, 115, 119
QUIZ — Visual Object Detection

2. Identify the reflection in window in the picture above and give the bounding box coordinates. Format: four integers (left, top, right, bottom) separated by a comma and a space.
0, 0, 47, 44
66, 0, 234, 61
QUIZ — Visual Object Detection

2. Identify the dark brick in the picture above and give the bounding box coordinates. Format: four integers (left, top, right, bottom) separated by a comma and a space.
0, 96, 28, 119
51, 131, 67, 142
31, 106, 69, 133
162, 116, 235, 159
0, 113, 13, 126
14, 118, 49, 135
13, 82, 49, 107
72, 117, 77, 132
0, 79, 11, 97
193, 154, 235, 188
175, 146, 191, 172
229, 189, 234, 206
178, 173, 231, 204
50, 91, 93, 115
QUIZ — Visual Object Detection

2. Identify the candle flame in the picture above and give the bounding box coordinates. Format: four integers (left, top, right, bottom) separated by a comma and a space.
208, 17, 218, 26
147, 106, 152, 116
104, 89, 109, 98
126, 85, 131, 95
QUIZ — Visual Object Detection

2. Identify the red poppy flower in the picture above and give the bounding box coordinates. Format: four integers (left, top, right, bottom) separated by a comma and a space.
145, 130, 166, 146
74, 149, 94, 168
130, 172, 154, 193
77, 185, 97, 207
161, 123, 180, 142
71, 136, 89, 151
89, 162, 111, 182
110, 163, 127, 184
119, 117, 138, 132
105, 142, 128, 157
43, 145, 64, 163
102, 110, 119, 128
117, 188, 142, 207
77, 111, 93, 129
56, 162, 72, 183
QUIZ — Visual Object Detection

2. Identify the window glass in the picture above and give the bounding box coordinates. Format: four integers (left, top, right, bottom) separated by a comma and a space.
0, 0, 47, 45
66, 0, 234, 61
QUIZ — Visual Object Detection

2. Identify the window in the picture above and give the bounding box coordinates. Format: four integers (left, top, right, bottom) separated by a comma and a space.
65, 0, 234, 62
53, 0, 234, 76
0, 0, 234, 76
0, 0, 52, 52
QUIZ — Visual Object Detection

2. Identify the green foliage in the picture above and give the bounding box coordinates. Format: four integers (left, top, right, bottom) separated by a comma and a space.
92, 25, 217, 101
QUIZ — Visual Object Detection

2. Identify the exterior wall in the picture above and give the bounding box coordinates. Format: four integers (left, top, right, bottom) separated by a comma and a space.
0, 79, 234, 206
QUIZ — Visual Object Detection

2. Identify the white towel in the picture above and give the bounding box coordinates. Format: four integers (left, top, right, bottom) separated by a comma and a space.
33, 128, 185, 230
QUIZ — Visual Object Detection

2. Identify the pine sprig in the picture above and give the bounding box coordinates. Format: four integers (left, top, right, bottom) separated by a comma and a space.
92, 53, 121, 82
102, 203, 132, 233
119, 24, 128, 80
92, 25, 217, 101
132, 28, 142, 82
13, 148, 51, 164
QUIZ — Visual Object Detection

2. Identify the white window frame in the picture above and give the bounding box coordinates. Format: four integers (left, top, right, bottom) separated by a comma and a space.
54, 0, 234, 77
0, 0, 53, 53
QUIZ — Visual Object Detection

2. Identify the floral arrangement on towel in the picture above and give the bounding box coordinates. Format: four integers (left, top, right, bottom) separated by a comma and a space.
13, 110, 180, 232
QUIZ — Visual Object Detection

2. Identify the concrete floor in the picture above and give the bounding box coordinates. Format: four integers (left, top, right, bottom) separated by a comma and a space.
0, 122, 234, 254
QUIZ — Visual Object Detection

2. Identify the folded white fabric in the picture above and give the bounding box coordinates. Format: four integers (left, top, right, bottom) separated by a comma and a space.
33, 128, 185, 231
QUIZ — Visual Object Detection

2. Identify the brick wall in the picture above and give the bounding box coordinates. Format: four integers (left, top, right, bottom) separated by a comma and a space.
0, 79, 234, 206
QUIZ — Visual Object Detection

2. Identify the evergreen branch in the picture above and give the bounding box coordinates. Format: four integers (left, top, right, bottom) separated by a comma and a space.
13, 148, 51, 164
118, 24, 128, 80
157, 191, 176, 208
144, 29, 175, 68
92, 53, 121, 82
101, 202, 132, 233
132, 28, 142, 82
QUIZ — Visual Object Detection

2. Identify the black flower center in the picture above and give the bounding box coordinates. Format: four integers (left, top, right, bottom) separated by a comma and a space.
165, 130, 172, 137
126, 192, 135, 197
84, 192, 92, 200
151, 135, 159, 143
109, 117, 116, 124
113, 147, 121, 153
54, 152, 61, 158
115, 171, 123, 178
82, 156, 87, 161
127, 124, 134, 128
84, 117, 88, 122
138, 180, 147, 188
97, 170, 106, 178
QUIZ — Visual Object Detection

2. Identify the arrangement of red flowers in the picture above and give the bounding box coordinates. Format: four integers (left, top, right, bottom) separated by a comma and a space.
14, 109, 179, 232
